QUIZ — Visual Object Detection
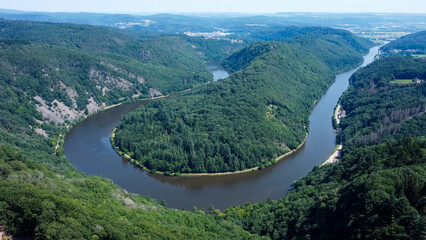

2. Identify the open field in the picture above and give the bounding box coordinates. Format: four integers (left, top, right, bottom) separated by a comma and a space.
390, 79, 414, 84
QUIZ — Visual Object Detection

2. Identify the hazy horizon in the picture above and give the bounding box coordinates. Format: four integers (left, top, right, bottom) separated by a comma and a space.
1, 0, 425, 14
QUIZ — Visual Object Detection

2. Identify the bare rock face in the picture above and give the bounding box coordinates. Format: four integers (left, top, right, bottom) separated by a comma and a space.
33, 95, 104, 123
32, 64, 149, 124
34, 96, 83, 123
34, 128, 49, 138
148, 88, 163, 98
58, 81, 78, 108
89, 68, 132, 90
86, 97, 101, 113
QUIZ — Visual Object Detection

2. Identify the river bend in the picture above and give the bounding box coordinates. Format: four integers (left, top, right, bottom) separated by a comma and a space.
64, 47, 379, 210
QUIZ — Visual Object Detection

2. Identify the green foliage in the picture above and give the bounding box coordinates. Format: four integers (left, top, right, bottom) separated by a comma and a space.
246, 26, 374, 52
380, 31, 426, 56
222, 54, 426, 240
181, 35, 246, 62
338, 56, 426, 147
0, 145, 259, 239
223, 27, 373, 73
222, 42, 275, 72
0, 19, 261, 239
0, 20, 224, 129
114, 30, 370, 174
223, 138, 426, 240
0, 39, 210, 110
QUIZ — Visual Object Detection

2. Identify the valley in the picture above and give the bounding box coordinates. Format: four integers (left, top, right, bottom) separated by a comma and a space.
64, 46, 379, 210
0, 9, 424, 240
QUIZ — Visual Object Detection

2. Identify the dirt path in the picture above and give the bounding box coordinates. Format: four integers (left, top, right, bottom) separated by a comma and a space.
54, 133, 62, 154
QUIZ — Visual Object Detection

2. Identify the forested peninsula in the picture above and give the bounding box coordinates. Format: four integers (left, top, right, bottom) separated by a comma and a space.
0, 16, 424, 239
113, 29, 373, 174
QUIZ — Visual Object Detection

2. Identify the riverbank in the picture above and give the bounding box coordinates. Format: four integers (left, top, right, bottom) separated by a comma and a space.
320, 103, 345, 166
111, 127, 308, 177
64, 47, 380, 210
321, 144, 342, 166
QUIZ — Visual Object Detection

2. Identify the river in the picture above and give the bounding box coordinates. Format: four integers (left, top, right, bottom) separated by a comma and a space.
206, 61, 230, 82
64, 46, 379, 210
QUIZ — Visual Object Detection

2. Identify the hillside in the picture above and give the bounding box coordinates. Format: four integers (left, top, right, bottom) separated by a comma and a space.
338, 56, 426, 147
0, 20, 259, 239
0, 19, 245, 63
0, 14, 423, 240
380, 31, 426, 56
0, 18, 244, 129
113, 29, 372, 174
223, 29, 373, 72
221, 54, 425, 240
0, 146, 259, 239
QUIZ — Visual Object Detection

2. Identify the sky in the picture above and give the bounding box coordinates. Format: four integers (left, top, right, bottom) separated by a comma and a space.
0, 0, 425, 14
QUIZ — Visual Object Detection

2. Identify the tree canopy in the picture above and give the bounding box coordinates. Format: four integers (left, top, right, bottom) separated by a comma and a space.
114, 29, 372, 174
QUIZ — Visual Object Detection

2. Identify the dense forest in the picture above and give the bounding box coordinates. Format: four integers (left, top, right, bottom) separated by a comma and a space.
220, 44, 425, 239
338, 56, 426, 148
0, 146, 259, 239
380, 30, 426, 56
0, 20, 245, 63
0, 20, 258, 239
0, 39, 208, 111
223, 138, 425, 239
113, 29, 372, 174
1, 15, 424, 239
0, 19, 246, 128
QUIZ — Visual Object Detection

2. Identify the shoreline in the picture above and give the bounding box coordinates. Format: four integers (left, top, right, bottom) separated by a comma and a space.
180, 133, 308, 176
111, 127, 308, 177
320, 144, 342, 166
107, 55, 362, 177
56, 90, 189, 154
321, 103, 344, 166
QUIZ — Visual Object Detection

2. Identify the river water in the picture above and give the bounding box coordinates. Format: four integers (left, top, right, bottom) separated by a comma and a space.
64, 46, 379, 210
206, 62, 230, 82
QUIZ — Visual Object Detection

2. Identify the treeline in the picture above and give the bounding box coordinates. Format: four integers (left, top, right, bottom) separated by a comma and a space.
223, 27, 372, 73
247, 26, 372, 52
380, 30, 426, 56
114, 29, 372, 174
220, 42, 425, 239
0, 19, 244, 65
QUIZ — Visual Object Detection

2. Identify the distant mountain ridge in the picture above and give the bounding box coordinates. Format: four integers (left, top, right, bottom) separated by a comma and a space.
0, 9, 425, 36
380, 30, 426, 56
